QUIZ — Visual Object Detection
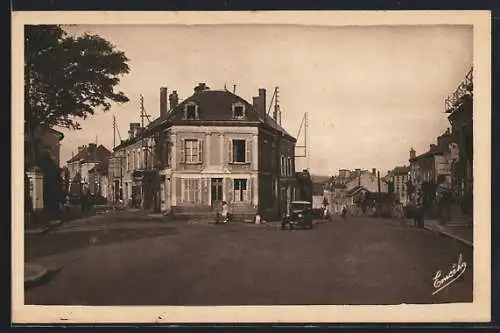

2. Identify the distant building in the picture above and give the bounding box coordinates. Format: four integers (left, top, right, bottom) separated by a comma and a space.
387, 166, 410, 205
324, 168, 387, 214
67, 143, 112, 197
409, 129, 454, 189
311, 181, 326, 210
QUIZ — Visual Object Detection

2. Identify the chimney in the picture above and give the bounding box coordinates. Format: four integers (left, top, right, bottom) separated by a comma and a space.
258, 88, 267, 118
194, 82, 209, 93
410, 148, 416, 160
372, 168, 376, 175
169, 91, 179, 110
160, 87, 168, 117
252, 96, 259, 111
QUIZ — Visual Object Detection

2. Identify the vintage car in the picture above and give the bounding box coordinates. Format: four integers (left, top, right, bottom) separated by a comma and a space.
281, 201, 314, 230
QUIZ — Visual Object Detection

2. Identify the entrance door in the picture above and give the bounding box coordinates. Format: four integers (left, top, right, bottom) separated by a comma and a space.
114, 180, 120, 201
211, 178, 223, 211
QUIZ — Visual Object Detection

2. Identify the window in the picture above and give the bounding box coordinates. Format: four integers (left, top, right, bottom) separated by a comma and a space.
232, 103, 245, 119
184, 139, 199, 164
233, 179, 247, 202
281, 155, 286, 176
185, 103, 198, 120
232, 139, 246, 163
183, 179, 200, 203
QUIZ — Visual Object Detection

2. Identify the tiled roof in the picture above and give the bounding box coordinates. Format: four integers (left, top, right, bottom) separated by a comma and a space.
410, 145, 448, 161
312, 182, 325, 195
345, 185, 368, 197
67, 144, 112, 164
116, 89, 296, 150
392, 166, 410, 175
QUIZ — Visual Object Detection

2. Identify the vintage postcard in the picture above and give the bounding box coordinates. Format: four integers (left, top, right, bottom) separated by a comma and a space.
12, 10, 491, 324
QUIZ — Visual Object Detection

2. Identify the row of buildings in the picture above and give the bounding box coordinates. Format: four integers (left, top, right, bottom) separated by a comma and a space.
383, 68, 473, 215
25, 82, 313, 221
322, 168, 389, 214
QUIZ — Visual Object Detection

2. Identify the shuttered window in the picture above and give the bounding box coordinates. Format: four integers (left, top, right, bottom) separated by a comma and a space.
183, 139, 203, 164
184, 179, 200, 203
230, 139, 251, 164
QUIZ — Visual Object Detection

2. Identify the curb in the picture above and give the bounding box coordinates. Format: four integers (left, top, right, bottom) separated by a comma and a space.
424, 224, 473, 248
24, 263, 48, 286
25, 263, 62, 289
440, 230, 473, 247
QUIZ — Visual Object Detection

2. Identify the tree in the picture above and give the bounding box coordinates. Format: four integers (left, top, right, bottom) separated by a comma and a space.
25, 25, 130, 131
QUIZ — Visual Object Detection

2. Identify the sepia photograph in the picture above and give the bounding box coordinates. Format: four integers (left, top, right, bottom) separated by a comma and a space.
12, 11, 491, 323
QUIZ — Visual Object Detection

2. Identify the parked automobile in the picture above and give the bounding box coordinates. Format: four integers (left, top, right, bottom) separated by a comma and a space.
281, 201, 314, 230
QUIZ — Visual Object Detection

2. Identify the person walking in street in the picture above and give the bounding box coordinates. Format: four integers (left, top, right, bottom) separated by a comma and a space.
414, 190, 425, 229
341, 206, 347, 219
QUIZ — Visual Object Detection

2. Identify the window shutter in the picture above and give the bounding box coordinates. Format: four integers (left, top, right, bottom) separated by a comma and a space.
228, 139, 233, 164
180, 139, 185, 163
247, 178, 252, 203
226, 178, 233, 202
198, 139, 204, 164
246, 139, 252, 164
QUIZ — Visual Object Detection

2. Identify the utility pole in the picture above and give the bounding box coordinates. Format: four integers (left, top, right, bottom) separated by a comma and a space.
112, 116, 116, 149
273, 87, 282, 125
140, 94, 145, 128
377, 171, 381, 193
233, 84, 236, 94
305, 112, 309, 171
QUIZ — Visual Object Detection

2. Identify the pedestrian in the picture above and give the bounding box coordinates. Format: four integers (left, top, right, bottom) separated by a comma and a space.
437, 184, 451, 223
341, 206, 347, 219
414, 190, 425, 229
221, 200, 229, 223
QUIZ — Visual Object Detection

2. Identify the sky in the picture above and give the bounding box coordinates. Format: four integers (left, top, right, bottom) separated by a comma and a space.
58, 24, 472, 177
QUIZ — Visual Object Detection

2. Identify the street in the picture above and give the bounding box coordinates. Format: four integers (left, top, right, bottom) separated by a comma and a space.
25, 215, 473, 305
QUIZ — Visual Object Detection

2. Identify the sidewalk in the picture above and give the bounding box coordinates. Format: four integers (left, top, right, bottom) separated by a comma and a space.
423, 219, 473, 247
24, 262, 62, 288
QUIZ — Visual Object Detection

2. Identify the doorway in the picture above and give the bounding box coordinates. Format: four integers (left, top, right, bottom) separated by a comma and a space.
211, 178, 223, 211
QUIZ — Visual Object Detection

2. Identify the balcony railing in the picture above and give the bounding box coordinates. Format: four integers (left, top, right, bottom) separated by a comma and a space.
445, 68, 473, 114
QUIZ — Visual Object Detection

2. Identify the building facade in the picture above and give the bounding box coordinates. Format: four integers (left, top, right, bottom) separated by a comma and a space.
387, 166, 410, 205
111, 83, 296, 220
24, 125, 64, 211
445, 68, 473, 215
67, 143, 112, 197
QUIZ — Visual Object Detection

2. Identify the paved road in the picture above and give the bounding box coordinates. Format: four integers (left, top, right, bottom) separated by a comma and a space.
25, 216, 472, 305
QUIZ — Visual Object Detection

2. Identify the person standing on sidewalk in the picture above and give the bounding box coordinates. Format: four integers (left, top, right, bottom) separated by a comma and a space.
221, 201, 229, 224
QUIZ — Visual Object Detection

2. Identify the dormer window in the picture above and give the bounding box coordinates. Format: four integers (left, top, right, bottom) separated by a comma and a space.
232, 102, 246, 119
184, 102, 199, 120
